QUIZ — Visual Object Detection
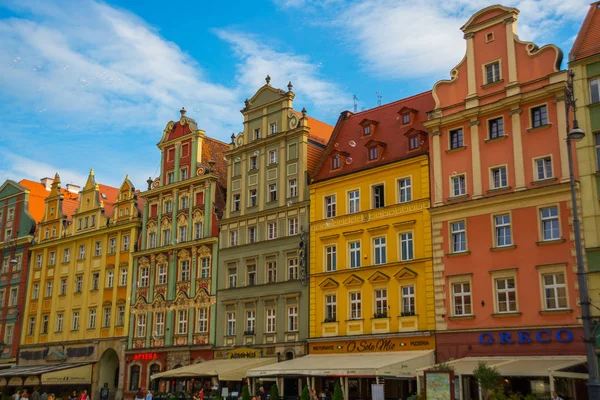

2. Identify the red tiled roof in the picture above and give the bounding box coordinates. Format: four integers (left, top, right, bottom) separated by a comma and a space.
291, 110, 334, 144
19, 179, 79, 223
312, 91, 435, 183
201, 136, 229, 188
98, 184, 120, 218
570, 2, 600, 62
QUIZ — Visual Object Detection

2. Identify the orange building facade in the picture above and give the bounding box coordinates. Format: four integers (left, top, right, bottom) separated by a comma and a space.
424, 6, 586, 398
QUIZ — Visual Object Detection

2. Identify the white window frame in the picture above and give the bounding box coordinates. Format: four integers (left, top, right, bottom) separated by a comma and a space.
197, 308, 208, 333
227, 312, 236, 336
373, 236, 387, 265
136, 314, 146, 337
349, 241, 361, 268
535, 156, 553, 181
140, 267, 149, 287
325, 245, 337, 272
348, 190, 360, 214
494, 214, 512, 247
490, 166, 508, 189
540, 206, 560, 241
266, 308, 276, 333
288, 218, 299, 236
325, 294, 337, 321
268, 222, 277, 240
155, 312, 165, 336
287, 306, 298, 332
349, 291, 361, 320
401, 285, 415, 315
177, 310, 188, 334
451, 174, 466, 197
397, 177, 412, 203
450, 221, 467, 253
289, 179, 297, 198
400, 232, 414, 261
452, 281, 472, 316
325, 195, 336, 218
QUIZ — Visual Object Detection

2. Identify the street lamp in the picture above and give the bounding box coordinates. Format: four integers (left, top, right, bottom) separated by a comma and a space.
564, 69, 600, 397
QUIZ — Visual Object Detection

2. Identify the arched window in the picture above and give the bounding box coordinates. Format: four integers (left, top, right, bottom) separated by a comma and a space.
286, 352, 294, 360
149, 363, 161, 391
129, 365, 140, 391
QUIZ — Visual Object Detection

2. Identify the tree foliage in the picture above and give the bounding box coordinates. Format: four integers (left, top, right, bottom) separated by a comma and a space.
333, 382, 344, 400
241, 385, 251, 400
300, 386, 310, 400
270, 385, 279, 400
473, 361, 501, 400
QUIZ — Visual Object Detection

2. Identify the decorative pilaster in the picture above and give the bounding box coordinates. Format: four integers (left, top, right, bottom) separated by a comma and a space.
145, 311, 153, 348
555, 97, 570, 182
204, 182, 212, 238
469, 120, 483, 198
209, 245, 218, 346
170, 191, 179, 245
191, 135, 199, 178
141, 201, 149, 250
174, 142, 182, 182
509, 108, 526, 190
187, 308, 195, 344
431, 131, 443, 206
465, 32, 477, 98
504, 17, 519, 87
165, 310, 174, 346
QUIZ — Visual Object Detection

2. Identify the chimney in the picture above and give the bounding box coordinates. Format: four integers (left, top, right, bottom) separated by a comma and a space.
66, 184, 81, 193
40, 177, 54, 191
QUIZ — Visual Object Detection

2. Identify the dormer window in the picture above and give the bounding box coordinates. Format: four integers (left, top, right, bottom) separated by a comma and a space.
398, 107, 417, 125
409, 136, 419, 150
364, 126, 371, 136
332, 155, 341, 170
402, 114, 410, 124
365, 140, 385, 161
359, 119, 378, 137
404, 128, 426, 151
369, 147, 378, 160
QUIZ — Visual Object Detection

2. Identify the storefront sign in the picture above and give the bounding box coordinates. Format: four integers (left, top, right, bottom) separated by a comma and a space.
479, 329, 573, 345
310, 336, 435, 354
24, 376, 40, 385
228, 348, 260, 359
133, 352, 158, 361
42, 364, 92, 385
8, 377, 23, 386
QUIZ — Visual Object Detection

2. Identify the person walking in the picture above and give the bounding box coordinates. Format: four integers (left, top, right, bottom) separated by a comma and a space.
145, 390, 153, 400
550, 392, 563, 400
31, 387, 40, 400
134, 388, 144, 400
310, 389, 318, 400
70, 391, 78, 400
256, 387, 266, 400
11, 390, 20, 400
40, 390, 48, 400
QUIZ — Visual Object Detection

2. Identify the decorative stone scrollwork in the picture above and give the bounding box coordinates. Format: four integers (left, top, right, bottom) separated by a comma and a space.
152, 178, 160, 189
197, 164, 207, 176
178, 249, 190, 260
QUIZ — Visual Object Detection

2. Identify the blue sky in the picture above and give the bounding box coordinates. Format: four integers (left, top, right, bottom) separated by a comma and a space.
0, 0, 589, 189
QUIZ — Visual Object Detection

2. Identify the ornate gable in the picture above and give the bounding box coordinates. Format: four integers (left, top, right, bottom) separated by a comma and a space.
394, 268, 418, 281
343, 274, 364, 287
318, 278, 339, 289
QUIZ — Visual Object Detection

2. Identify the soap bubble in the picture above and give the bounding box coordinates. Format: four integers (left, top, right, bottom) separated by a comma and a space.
38, 86, 44, 92
235, 157, 241, 162
287, 201, 292, 206
334, 143, 339, 148
63, 65, 69, 70
349, 140, 356, 147
79, 78, 88, 87
346, 157, 353, 164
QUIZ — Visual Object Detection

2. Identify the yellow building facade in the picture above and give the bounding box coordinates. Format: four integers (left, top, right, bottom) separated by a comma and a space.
21, 171, 140, 400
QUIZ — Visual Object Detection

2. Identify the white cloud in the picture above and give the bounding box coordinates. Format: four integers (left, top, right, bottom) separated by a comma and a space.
214, 29, 349, 114
0, 151, 88, 186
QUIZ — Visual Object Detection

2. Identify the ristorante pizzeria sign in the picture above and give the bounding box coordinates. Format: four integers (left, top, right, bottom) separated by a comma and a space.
309, 336, 435, 354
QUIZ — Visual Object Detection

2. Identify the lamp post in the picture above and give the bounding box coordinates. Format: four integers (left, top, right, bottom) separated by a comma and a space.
564, 69, 600, 397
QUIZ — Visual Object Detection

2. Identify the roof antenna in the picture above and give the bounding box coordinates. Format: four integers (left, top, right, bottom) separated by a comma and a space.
353, 95, 358, 113
376, 92, 382, 107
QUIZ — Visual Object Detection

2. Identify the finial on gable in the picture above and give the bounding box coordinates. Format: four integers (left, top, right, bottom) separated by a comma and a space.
288, 81, 293, 92
301, 107, 307, 118
90, 168, 94, 176
230, 133, 235, 144
180, 107, 186, 116
265, 75, 271, 85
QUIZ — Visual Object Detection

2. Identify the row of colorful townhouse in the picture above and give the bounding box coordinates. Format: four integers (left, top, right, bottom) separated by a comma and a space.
0, 3, 599, 400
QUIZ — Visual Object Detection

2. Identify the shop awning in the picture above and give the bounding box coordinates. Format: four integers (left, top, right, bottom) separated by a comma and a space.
0, 363, 93, 385
151, 358, 277, 381
416, 356, 587, 379
247, 351, 434, 378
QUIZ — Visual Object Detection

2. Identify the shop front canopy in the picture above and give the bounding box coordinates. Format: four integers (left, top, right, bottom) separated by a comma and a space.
416, 356, 587, 380
151, 358, 278, 382
0, 363, 93, 386
247, 351, 434, 378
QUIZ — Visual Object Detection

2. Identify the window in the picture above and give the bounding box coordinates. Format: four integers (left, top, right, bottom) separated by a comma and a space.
349, 241, 361, 268
129, 366, 141, 392
13, 254, 21, 272
106, 270, 114, 288
288, 257, 298, 280
194, 222, 203, 240
180, 260, 190, 281
348, 190, 360, 214
269, 184, 277, 202
120, 268, 127, 286
494, 214, 512, 247
325, 245, 337, 272
266, 308, 276, 333
148, 232, 157, 248
491, 166, 507, 189
7, 208, 14, 221
267, 260, 277, 283
167, 172, 174, 184
36, 254, 42, 268
60, 279, 67, 295
368, 147, 378, 160
398, 178, 412, 203
63, 248, 70, 263
49, 251, 56, 266
450, 128, 464, 149
325, 294, 337, 321
250, 156, 258, 170
89, 309, 97, 329
485, 61, 500, 83
28, 317, 35, 335
591, 78, 599, 104
288, 218, 298, 236
269, 122, 277, 135
249, 189, 257, 207
197, 308, 208, 332
543, 272, 567, 310
109, 238, 116, 254
140, 267, 149, 287
247, 264, 256, 286
451, 175, 466, 196
401, 286, 415, 314
200, 257, 210, 279
178, 226, 187, 243
410, 136, 420, 150
91, 215, 96, 226
289, 179, 297, 198
325, 195, 336, 218
495, 277, 517, 313
535, 157, 553, 180
45, 280, 53, 297
400, 232, 414, 261
403, 114, 410, 124
103, 307, 111, 328
181, 196, 189, 209
452, 282, 472, 316
269, 150, 278, 164
5, 324, 14, 344
248, 226, 257, 243
254, 128, 261, 140
136, 314, 146, 337
288, 306, 298, 331
164, 200, 173, 213
56, 314, 64, 332
374, 289, 388, 316
531, 105, 548, 128
230, 231, 238, 247
75, 276, 83, 293
122, 235, 130, 251
364, 126, 371, 136
541, 206, 560, 241
177, 310, 188, 334
40, 316, 49, 335
372, 184, 385, 208
332, 155, 341, 170
32, 283, 39, 300
373, 237, 387, 265
92, 272, 99, 290
596, 134, 600, 172
162, 229, 171, 246
227, 312, 236, 336
450, 221, 467, 253
232, 194, 241, 212
72, 310, 80, 330
245, 310, 255, 333
5, 228, 11, 240
152, 264, 165, 285
1, 258, 7, 274
94, 241, 102, 256
181, 167, 188, 180
268, 222, 277, 240
228, 267, 237, 288
489, 117, 504, 138
117, 306, 125, 326
51, 227, 56, 237
349, 292, 361, 319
